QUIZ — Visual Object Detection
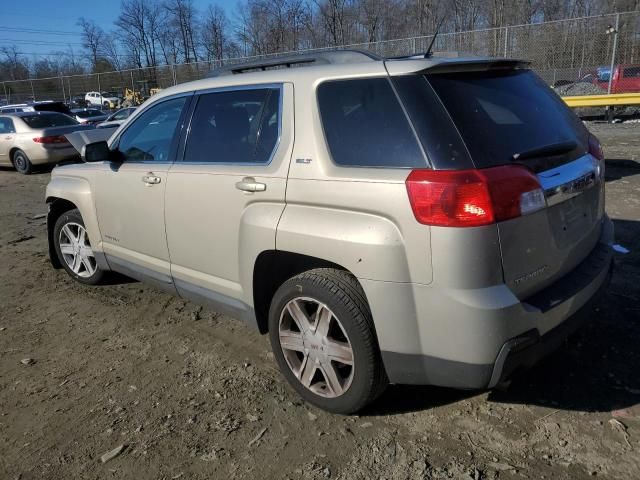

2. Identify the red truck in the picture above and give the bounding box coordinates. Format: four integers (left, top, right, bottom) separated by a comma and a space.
593, 64, 640, 93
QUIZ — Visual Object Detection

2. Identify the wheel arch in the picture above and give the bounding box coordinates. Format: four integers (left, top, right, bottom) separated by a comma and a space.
252, 250, 371, 335
46, 197, 78, 268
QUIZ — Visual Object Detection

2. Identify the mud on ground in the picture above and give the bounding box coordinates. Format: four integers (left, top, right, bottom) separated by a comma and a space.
0, 123, 639, 479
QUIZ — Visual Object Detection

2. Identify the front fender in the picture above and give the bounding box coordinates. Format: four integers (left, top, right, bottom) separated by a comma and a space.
46, 175, 102, 252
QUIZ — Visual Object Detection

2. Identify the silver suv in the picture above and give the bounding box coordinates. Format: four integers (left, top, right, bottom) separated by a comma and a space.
46, 51, 614, 413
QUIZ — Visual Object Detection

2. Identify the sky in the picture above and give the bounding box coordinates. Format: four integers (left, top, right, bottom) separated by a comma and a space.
0, 0, 239, 59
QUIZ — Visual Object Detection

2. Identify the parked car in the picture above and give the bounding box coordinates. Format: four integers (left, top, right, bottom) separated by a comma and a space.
593, 64, 640, 93
85, 91, 120, 109
0, 101, 72, 115
68, 95, 88, 108
45, 51, 613, 414
0, 111, 93, 174
71, 108, 110, 125
96, 107, 136, 129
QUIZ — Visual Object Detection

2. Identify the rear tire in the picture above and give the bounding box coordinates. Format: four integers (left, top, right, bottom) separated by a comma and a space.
268, 268, 387, 414
53, 208, 105, 285
12, 149, 33, 175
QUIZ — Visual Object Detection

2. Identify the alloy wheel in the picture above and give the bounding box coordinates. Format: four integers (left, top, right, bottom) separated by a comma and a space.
58, 222, 97, 278
278, 297, 355, 398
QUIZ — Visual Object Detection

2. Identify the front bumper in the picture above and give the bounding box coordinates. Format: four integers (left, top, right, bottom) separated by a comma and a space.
366, 216, 614, 389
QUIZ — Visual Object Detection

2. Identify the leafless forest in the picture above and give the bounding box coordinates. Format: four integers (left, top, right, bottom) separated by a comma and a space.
1, 0, 639, 83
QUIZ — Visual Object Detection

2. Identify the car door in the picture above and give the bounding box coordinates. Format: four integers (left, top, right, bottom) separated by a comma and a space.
165, 84, 293, 317
0, 117, 16, 165
93, 94, 191, 285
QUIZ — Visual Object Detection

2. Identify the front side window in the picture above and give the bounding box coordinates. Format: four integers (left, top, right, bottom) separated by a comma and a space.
623, 66, 640, 78
317, 78, 425, 168
117, 96, 187, 162
183, 87, 280, 164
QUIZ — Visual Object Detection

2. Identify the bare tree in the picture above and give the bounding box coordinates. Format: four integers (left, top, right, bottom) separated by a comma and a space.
164, 0, 200, 63
202, 5, 231, 63
0, 46, 30, 81
77, 17, 105, 71
116, 0, 162, 67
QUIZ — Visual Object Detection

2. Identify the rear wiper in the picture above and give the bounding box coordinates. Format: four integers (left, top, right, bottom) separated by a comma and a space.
512, 140, 577, 161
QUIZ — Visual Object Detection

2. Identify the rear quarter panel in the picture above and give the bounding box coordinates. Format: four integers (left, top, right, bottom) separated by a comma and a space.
277, 68, 432, 285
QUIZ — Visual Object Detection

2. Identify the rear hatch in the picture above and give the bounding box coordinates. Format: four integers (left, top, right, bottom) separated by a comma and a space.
425, 68, 605, 298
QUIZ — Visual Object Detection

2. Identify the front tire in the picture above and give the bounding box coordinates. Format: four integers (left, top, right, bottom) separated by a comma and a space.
53, 209, 105, 285
268, 268, 387, 414
12, 149, 33, 175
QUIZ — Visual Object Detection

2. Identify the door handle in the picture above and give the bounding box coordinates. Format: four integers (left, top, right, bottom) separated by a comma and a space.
142, 173, 161, 185
235, 177, 266, 192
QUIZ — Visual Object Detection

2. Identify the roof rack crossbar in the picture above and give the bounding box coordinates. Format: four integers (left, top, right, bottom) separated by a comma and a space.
208, 49, 381, 77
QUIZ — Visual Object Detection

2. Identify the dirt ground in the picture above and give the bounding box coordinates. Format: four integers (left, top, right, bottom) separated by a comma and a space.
1, 122, 639, 480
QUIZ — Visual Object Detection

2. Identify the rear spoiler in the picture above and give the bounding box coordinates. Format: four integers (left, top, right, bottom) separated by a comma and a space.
424, 58, 530, 74
384, 57, 530, 76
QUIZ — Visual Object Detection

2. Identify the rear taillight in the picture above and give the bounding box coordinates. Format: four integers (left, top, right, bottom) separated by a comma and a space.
406, 165, 546, 227
33, 135, 68, 144
588, 134, 605, 161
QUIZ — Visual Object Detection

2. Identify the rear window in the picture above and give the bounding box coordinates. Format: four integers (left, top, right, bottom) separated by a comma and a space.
21, 113, 78, 128
426, 69, 588, 169
317, 78, 425, 168
75, 110, 104, 118
33, 102, 71, 115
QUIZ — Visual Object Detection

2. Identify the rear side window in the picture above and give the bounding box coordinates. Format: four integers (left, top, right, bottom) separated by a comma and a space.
20, 113, 78, 128
317, 78, 425, 168
0, 117, 15, 133
183, 87, 280, 164
426, 70, 588, 169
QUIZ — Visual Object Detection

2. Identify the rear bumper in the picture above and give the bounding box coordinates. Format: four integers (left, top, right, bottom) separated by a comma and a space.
366, 215, 614, 389
29, 145, 79, 165
487, 256, 612, 387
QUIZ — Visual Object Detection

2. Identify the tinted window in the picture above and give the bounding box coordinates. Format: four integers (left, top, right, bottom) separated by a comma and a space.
183, 88, 280, 164
113, 108, 133, 120
0, 117, 15, 133
392, 75, 471, 169
623, 66, 640, 78
426, 70, 588, 169
33, 102, 71, 115
117, 96, 186, 162
20, 113, 78, 128
317, 78, 425, 168
75, 109, 104, 118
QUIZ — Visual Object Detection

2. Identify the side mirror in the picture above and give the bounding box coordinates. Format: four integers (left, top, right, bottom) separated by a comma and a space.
82, 141, 114, 163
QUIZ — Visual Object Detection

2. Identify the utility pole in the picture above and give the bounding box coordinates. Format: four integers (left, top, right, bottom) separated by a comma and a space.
605, 13, 620, 123
606, 14, 620, 95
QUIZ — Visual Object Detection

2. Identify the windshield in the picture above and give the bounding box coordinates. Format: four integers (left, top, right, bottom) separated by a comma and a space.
426, 69, 588, 169
21, 113, 78, 128
75, 110, 104, 118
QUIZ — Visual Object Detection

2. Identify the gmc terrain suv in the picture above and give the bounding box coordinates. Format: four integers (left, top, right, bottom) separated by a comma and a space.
46, 51, 614, 414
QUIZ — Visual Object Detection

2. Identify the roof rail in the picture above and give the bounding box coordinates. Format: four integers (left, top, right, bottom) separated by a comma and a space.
208, 49, 381, 77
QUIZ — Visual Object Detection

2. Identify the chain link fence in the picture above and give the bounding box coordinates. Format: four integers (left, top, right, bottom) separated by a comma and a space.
2, 11, 639, 106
